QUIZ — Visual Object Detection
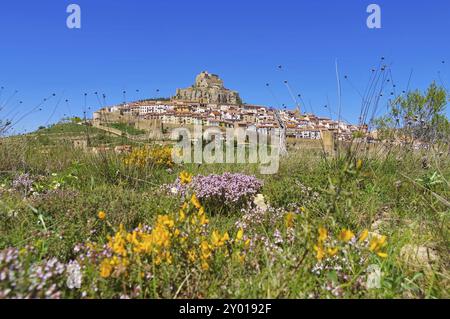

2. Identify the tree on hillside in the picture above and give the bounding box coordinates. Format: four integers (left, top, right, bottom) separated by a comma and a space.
374, 82, 450, 144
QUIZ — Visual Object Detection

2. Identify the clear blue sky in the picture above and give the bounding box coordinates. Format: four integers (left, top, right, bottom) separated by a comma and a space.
1, 0, 449, 133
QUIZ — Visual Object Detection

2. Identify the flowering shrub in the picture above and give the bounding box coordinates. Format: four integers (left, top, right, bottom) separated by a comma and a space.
1, 192, 251, 299
123, 146, 174, 168
10, 172, 79, 198
166, 172, 263, 211
312, 227, 387, 265
71, 194, 251, 297
12, 173, 34, 196
0, 247, 79, 299
310, 227, 389, 297
235, 194, 302, 259
234, 194, 391, 297
0, 192, 392, 299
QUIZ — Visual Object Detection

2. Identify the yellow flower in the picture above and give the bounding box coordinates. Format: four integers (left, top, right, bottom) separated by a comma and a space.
369, 235, 387, 252
100, 259, 112, 278
369, 236, 383, 251
165, 252, 173, 265
124, 146, 174, 168
235, 252, 246, 264
368, 234, 388, 258
314, 244, 325, 261
359, 229, 369, 242
222, 232, 230, 242
191, 194, 202, 210
211, 231, 229, 247
150, 223, 171, 248
199, 214, 209, 226
127, 231, 139, 246
187, 250, 197, 263
200, 241, 212, 259
318, 227, 328, 243
244, 239, 251, 249
197, 206, 208, 225
19, 248, 28, 256
285, 212, 295, 228
179, 210, 186, 222
236, 228, 244, 241
157, 215, 175, 228
179, 171, 192, 185
98, 211, 106, 220
108, 225, 128, 257
339, 229, 355, 242
327, 247, 339, 256
211, 231, 220, 246
201, 261, 210, 271
356, 159, 363, 170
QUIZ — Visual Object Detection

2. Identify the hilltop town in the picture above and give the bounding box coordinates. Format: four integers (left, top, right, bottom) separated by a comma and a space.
93, 72, 365, 141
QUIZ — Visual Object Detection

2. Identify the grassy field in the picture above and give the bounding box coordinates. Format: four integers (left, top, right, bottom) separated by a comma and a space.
0, 126, 448, 299
106, 122, 146, 136
26, 123, 134, 147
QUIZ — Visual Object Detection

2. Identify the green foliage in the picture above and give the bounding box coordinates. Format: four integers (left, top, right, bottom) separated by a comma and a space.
107, 122, 145, 136
352, 131, 365, 139
375, 82, 449, 143
36, 123, 101, 135
71, 117, 83, 124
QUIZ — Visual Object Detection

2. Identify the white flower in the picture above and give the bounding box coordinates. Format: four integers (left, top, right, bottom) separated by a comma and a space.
7, 210, 18, 218
170, 187, 178, 195
66, 261, 82, 290
273, 229, 283, 244
253, 194, 268, 211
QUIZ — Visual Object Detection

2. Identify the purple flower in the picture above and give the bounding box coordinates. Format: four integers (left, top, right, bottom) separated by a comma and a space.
12, 173, 34, 193
0, 247, 67, 299
165, 173, 263, 207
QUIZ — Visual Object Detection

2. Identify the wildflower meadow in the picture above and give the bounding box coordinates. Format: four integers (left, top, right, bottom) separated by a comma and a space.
0, 131, 448, 299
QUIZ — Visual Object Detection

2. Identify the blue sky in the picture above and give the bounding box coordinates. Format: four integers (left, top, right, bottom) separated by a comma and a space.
0, 0, 449, 133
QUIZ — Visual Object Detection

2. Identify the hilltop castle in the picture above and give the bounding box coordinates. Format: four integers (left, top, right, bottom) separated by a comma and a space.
174, 71, 242, 105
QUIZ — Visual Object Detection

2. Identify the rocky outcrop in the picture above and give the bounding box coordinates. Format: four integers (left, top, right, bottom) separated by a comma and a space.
174, 71, 242, 105
400, 244, 440, 271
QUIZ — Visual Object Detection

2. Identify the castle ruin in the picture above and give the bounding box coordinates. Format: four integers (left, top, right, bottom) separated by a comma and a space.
174, 71, 242, 105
